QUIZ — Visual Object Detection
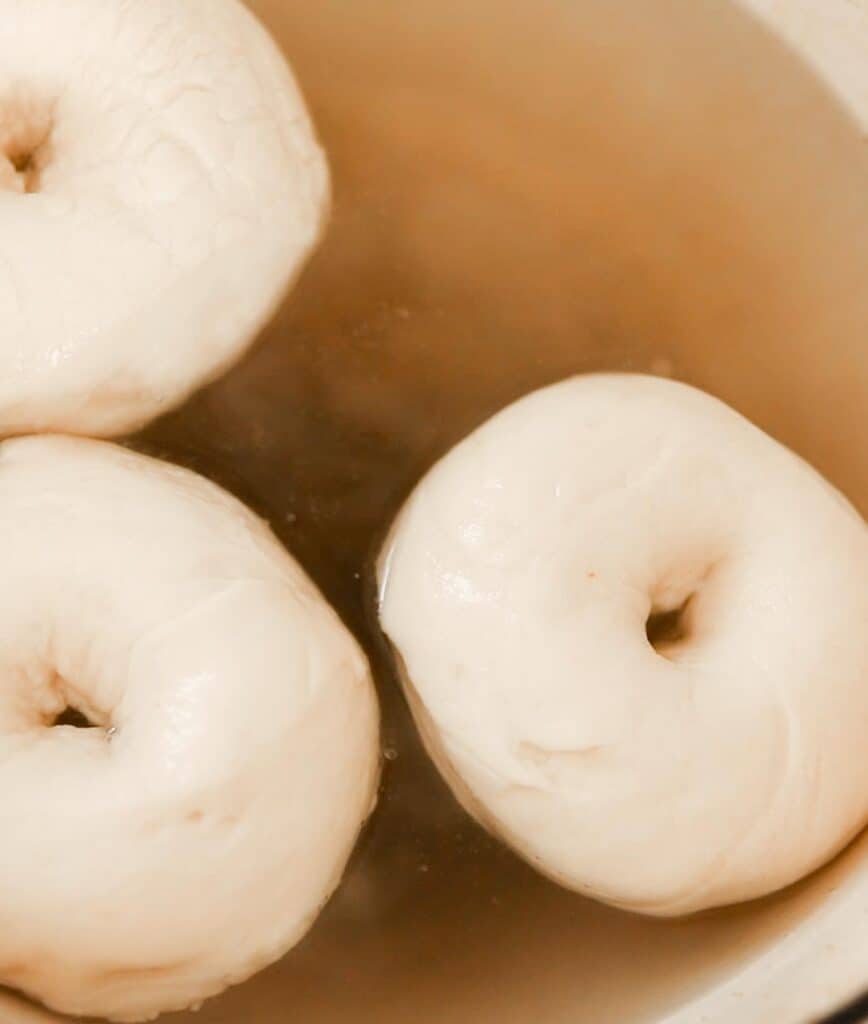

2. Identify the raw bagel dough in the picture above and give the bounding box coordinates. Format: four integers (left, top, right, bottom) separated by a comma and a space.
0, 436, 379, 1021
0, 0, 329, 436
379, 374, 868, 916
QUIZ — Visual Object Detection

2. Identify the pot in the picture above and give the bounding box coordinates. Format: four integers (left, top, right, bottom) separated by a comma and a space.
4, 1, 867, 1021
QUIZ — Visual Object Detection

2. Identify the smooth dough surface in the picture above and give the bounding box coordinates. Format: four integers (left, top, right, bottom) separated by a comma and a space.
0, 436, 379, 1021
0, 0, 329, 436
379, 374, 868, 916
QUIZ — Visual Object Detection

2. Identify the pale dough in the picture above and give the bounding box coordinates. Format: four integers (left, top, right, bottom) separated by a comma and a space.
379, 374, 868, 916
0, 436, 379, 1021
0, 0, 329, 436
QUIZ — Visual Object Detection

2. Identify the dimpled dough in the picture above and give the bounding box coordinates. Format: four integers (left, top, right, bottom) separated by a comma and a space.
0, 436, 380, 1021
0, 0, 329, 436
379, 374, 868, 916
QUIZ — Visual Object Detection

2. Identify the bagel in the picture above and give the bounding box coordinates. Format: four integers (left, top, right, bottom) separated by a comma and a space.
0, 436, 379, 1021
378, 374, 868, 916
0, 0, 328, 436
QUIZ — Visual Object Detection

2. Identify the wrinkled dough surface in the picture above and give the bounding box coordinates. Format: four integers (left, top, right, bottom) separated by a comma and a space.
0, 437, 379, 1021
0, 0, 329, 436
379, 374, 868, 916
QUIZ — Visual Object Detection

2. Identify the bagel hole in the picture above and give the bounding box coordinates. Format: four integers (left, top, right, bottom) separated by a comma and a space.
51, 705, 98, 730
6, 137, 51, 193
0, 96, 54, 194
646, 595, 694, 659
10, 149, 39, 191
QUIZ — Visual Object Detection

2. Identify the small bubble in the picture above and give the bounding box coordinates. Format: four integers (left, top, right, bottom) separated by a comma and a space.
383, 747, 399, 762
285, 511, 297, 524
419, 863, 429, 873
